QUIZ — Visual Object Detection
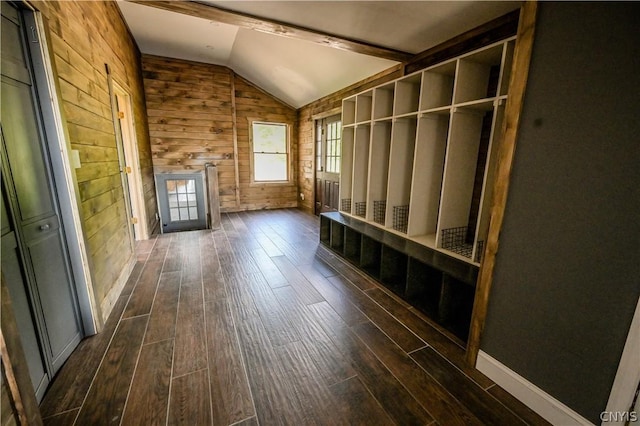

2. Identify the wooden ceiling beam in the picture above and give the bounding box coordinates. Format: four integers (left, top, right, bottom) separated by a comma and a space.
126, 0, 413, 63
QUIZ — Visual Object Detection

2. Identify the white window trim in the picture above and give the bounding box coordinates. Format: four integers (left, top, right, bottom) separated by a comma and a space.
248, 119, 293, 185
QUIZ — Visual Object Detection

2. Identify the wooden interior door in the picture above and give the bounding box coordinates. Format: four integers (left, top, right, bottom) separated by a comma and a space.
314, 114, 342, 214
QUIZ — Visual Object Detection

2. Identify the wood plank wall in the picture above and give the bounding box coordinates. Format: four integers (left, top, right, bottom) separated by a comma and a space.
296, 66, 403, 214
30, 0, 156, 321
234, 75, 298, 210
142, 56, 298, 212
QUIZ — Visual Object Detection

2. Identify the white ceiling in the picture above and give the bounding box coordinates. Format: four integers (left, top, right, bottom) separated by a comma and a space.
117, 1, 521, 108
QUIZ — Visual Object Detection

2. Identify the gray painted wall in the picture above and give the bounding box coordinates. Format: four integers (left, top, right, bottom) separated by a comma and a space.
481, 2, 640, 423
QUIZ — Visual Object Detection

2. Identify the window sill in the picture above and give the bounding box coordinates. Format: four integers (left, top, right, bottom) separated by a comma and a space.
249, 181, 295, 188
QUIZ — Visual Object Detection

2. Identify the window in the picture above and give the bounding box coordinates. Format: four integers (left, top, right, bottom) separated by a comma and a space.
251, 121, 289, 182
315, 115, 341, 174
325, 120, 341, 173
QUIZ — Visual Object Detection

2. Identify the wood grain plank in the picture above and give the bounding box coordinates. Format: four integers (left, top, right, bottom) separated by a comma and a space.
39, 295, 128, 417
121, 339, 173, 425
200, 231, 227, 302
307, 302, 433, 425
161, 235, 183, 272
172, 280, 207, 377
297, 263, 369, 327
273, 340, 343, 425
271, 255, 324, 304
467, 1, 538, 366
41, 409, 78, 426
488, 384, 552, 426
144, 271, 181, 344
122, 259, 163, 318
366, 287, 493, 389
352, 321, 483, 426
315, 245, 375, 291
235, 315, 306, 425
273, 285, 355, 386
327, 275, 426, 353
168, 369, 212, 425
243, 274, 300, 346
328, 376, 395, 426
205, 298, 255, 425
119, 261, 144, 296
75, 316, 147, 425
249, 247, 288, 288
233, 416, 259, 426
411, 347, 526, 425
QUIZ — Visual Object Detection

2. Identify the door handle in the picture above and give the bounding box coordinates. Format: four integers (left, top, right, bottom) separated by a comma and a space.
39, 224, 50, 231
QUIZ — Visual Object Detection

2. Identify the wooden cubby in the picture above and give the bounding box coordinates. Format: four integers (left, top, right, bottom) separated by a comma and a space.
356, 91, 373, 124
344, 227, 362, 263
342, 98, 356, 126
352, 125, 370, 217
320, 212, 478, 342
366, 121, 391, 224
420, 61, 456, 111
380, 245, 408, 296
407, 113, 448, 238
333, 37, 516, 341
453, 43, 504, 104
330, 221, 345, 252
373, 83, 395, 120
386, 117, 416, 232
394, 73, 422, 116
360, 235, 382, 277
339, 36, 515, 265
339, 127, 354, 213
406, 259, 442, 318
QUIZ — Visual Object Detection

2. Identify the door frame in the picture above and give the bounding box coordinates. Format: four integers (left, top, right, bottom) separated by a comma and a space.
155, 171, 208, 233
19, 6, 98, 334
111, 81, 149, 241
312, 108, 341, 215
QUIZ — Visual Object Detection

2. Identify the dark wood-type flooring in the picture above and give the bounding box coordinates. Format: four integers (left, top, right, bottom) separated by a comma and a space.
40, 209, 549, 426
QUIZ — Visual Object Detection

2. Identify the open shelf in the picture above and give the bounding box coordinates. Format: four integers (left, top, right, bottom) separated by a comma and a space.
344, 227, 362, 263
339, 37, 514, 267
342, 97, 356, 126
436, 109, 487, 257
380, 245, 408, 296
360, 235, 382, 277
373, 83, 395, 120
438, 274, 475, 341
407, 113, 449, 237
473, 102, 505, 263
394, 73, 422, 115
386, 117, 416, 230
320, 212, 478, 342
356, 91, 373, 123
420, 61, 456, 110
339, 127, 354, 213
352, 125, 370, 217
366, 121, 392, 223
330, 221, 345, 252
406, 259, 443, 319
454, 43, 504, 104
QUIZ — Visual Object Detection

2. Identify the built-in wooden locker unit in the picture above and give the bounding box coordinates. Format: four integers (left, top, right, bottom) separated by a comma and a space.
325, 36, 517, 342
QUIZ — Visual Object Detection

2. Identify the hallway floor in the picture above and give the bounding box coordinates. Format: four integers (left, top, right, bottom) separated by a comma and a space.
40, 209, 549, 425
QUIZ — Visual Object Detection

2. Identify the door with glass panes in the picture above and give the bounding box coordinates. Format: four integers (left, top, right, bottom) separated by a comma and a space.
156, 174, 206, 233
315, 114, 341, 214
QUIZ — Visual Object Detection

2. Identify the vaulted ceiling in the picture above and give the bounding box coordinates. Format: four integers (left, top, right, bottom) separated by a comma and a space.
116, 1, 521, 108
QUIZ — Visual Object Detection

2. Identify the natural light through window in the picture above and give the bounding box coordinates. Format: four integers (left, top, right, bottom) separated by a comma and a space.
252, 121, 288, 182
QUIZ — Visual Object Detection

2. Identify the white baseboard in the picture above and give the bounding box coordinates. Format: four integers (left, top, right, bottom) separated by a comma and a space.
476, 351, 594, 425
